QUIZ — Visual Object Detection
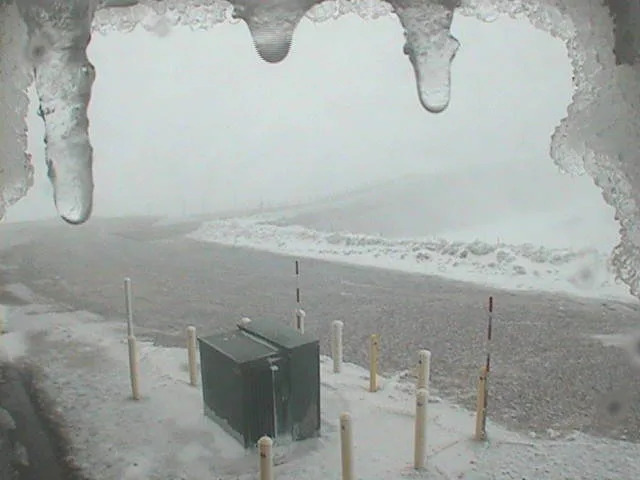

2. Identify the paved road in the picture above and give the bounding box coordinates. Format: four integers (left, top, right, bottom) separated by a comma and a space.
1, 217, 639, 442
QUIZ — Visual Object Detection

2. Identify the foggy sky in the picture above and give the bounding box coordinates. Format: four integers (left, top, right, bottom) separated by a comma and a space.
7, 12, 588, 222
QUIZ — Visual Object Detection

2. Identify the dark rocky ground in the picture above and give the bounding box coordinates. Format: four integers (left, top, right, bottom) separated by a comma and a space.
1, 216, 640, 478
0, 360, 86, 480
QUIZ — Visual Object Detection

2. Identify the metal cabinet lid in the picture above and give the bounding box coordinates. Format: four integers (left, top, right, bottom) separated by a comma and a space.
199, 330, 279, 364
238, 317, 317, 350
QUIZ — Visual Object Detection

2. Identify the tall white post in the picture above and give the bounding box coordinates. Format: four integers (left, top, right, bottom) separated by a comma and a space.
417, 350, 431, 390
128, 335, 140, 400
124, 277, 134, 337
369, 334, 380, 393
340, 412, 354, 480
331, 321, 344, 373
258, 436, 274, 480
414, 388, 428, 469
186, 326, 198, 386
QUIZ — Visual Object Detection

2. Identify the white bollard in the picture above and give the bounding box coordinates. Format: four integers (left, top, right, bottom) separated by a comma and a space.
295, 308, 306, 334
414, 388, 428, 469
369, 334, 380, 393
186, 326, 198, 386
417, 350, 431, 390
258, 436, 274, 480
124, 277, 134, 337
331, 321, 344, 373
340, 412, 354, 480
128, 335, 140, 400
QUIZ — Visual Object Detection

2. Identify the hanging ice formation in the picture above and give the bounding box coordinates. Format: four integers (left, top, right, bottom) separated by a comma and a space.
0, 0, 638, 297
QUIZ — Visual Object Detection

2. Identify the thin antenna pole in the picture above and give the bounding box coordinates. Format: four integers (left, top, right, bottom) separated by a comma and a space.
295, 260, 300, 305
486, 296, 493, 372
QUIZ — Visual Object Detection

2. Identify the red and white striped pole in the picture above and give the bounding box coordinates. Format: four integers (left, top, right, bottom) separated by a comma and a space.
295, 260, 300, 305
482, 296, 494, 436
486, 296, 493, 373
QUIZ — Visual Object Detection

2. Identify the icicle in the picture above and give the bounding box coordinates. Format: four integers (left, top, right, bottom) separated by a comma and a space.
391, 0, 460, 113
18, 1, 98, 224
230, 0, 318, 63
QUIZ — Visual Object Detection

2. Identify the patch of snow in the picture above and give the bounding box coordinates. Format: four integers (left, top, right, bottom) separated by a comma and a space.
188, 216, 635, 302
1, 305, 639, 479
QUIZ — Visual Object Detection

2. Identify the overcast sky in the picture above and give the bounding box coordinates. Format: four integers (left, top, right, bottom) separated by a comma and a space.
8, 11, 581, 221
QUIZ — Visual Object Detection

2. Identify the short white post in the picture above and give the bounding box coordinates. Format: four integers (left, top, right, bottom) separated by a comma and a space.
369, 334, 380, 392
295, 308, 306, 334
414, 388, 428, 469
186, 326, 198, 386
331, 321, 344, 373
474, 366, 488, 441
417, 350, 431, 390
258, 436, 274, 480
128, 335, 140, 400
124, 277, 134, 337
340, 412, 354, 480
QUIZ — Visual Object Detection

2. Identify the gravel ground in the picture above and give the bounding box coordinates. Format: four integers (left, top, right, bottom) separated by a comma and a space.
1, 217, 639, 442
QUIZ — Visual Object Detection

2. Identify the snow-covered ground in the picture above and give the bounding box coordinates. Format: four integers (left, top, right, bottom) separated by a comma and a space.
1, 297, 639, 479
188, 215, 633, 302
181, 164, 636, 303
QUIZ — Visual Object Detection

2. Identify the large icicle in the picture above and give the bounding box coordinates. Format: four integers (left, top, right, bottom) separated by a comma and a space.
390, 0, 460, 113
17, 0, 98, 224
229, 0, 319, 63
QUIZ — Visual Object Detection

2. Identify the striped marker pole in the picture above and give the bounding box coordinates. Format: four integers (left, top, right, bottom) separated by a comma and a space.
486, 296, 493, 373
480, 296, 494, 438
295, 260, 300, 305
294, 260, 305, 332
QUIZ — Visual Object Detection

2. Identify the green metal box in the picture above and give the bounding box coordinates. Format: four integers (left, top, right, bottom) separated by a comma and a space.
237, 318, 320, 441
198, 319, 320, 448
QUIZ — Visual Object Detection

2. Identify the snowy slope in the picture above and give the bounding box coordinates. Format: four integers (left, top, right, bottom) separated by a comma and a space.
188, 163, 633, 301
1, 301, 639, 480
267, 163, 618, 251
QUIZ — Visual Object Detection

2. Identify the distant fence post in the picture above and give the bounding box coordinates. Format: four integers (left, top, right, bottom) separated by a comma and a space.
0, 305, 5, 334
340, 413, 354, 480
258, 436, 273, 480
331, 321, 344, 373
187, 326, 198, 386
414, 388, 428, 469
369, 334, 380, 392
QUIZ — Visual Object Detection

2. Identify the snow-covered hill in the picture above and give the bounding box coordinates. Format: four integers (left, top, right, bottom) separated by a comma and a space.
188, 164, 633, 301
